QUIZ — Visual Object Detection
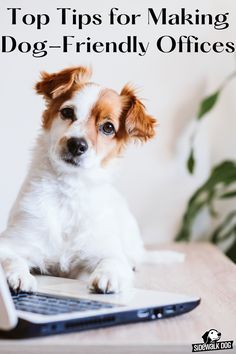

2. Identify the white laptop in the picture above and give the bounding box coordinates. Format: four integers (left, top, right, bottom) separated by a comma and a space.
0, 264, 200, 339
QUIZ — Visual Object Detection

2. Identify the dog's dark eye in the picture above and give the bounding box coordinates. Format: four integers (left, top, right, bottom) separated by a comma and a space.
100, 122, 115, 136
60, 107, 75, 120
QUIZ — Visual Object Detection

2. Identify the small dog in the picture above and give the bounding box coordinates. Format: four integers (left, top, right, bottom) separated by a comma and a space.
202, 329, 221, 344
0, 66, 182, 294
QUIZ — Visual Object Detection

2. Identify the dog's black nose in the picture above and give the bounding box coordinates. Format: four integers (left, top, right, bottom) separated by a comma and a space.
67, 137, 88, 156
218, 332, 221, 336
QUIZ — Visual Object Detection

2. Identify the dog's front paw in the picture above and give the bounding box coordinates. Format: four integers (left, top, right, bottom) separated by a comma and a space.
89, 271, 121, 294
7, 271, 37, 292
88, 260, 133, 294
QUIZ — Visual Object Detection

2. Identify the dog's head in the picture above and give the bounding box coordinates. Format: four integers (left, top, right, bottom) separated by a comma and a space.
35, 66, 156, 172
202, 329, 221, 344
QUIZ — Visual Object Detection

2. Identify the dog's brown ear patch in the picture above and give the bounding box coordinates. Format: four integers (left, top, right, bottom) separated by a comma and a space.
35, 66, 92, 100
120, 84, 156, 142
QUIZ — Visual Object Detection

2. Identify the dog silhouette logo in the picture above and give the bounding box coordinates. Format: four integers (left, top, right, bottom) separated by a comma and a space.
192, 329, 233, 352
202, 329, 221, 344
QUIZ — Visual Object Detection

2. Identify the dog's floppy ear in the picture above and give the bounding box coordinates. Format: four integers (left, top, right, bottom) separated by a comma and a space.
120, 84, 156, 142
202, 331, 210, 343
35, 66, 92, 100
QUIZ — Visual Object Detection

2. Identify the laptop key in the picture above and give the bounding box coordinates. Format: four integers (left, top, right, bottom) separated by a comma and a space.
12, 291, 119, 315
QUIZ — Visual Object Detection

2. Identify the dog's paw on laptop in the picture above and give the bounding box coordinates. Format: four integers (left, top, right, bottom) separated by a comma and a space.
88, 260, 133, 294
7, 271, 37, 292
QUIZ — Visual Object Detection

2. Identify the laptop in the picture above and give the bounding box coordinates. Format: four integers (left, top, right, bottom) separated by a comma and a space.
0, 264, 200, 339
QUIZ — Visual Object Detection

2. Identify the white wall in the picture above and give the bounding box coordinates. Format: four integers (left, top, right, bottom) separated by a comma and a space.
0, 0, 236, 243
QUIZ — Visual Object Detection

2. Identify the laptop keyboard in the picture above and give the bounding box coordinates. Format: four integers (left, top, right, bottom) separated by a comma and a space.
11, 292, 117, 316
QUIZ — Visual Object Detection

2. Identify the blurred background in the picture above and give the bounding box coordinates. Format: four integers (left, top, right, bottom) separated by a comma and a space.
0, 0, 236, 251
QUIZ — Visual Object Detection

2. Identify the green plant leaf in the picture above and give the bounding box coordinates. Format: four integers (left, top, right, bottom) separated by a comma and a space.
176, 160, 236, 242
226, 232, 236, 263
210, 210, 236, 244
187, 148, 195, 174
197, 91, 220, 120
220, 190, 236, 199
207, 189, 218, 218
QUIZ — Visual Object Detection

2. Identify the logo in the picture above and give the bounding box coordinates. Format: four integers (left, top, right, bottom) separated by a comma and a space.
192, 329, 234, 352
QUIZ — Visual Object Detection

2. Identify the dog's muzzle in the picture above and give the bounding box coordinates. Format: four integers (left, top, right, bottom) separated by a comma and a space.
67, 137, 88, 156
62, 137, 88, 166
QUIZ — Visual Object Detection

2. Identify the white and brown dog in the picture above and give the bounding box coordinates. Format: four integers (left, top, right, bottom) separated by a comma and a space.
0, 66, 183, 294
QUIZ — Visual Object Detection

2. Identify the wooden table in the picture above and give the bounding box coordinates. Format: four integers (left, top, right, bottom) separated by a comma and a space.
0, 243, 236, 354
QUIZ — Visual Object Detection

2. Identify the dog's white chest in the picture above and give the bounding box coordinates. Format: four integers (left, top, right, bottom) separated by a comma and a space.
54, 178, 112, 240
55, 184, 90, 238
